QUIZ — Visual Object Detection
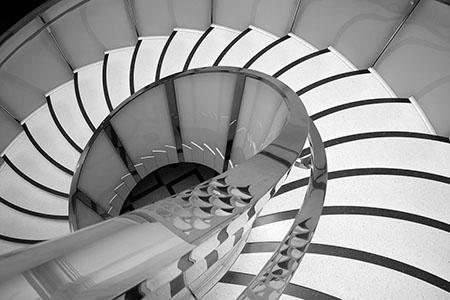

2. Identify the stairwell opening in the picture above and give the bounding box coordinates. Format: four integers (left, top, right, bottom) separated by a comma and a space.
120, 162, 219, 214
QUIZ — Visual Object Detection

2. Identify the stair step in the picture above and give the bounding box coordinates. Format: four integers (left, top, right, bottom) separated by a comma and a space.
314, 102, 430, 141
132, 36, 169, 92
277, 48, 354, 93
301, 71, 395, 115
188, 24, 240, 69
47, 81, 92, 149
0, 202, 69, 244
247, 33, 316, 75
3, 133, 72, 193
75, 61, 110, 128
312, 214, 450, 281
324, 175, 450, 226
159, 29, 204, 79
217, 26, 278, 67
201, 282, 246, 300
105, 46, 135, 109
0, 163, 68, 215
291, 252, 449, 299
23, 104, 80, 171
325, 137, 450, 178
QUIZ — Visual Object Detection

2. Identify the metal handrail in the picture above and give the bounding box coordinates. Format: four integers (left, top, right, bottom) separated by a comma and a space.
370, 0, 422, 68
289, 0, 302, 33
238, 120, 327, 300
69, 67, 310, 239
0, 67, 323, 300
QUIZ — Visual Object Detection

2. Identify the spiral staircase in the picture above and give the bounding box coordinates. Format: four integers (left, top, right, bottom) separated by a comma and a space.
1, 0, 450, 299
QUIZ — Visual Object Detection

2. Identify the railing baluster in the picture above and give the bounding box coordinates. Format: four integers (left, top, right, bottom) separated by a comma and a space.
125, 0, 140, 38
210, 0, 215, 25
289, 0, 302, 33
371, 0, 422, 68
38, 14, 74, 73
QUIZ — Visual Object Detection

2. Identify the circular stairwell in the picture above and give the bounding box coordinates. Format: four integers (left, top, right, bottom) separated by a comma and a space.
0, 0, 450, 299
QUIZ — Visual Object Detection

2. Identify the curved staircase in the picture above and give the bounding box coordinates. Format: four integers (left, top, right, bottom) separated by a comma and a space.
1, 0, 450, 299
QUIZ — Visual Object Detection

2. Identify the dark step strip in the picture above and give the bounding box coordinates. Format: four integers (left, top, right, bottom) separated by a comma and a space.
254, 206, 450, 234
183, 26, 214, 71
74, 72, 96, 132
155, 30, 177, 81
276, 168, 450, 198
242, 242, 450, 293
46, 97, 83, 153
297, 69, 370, 96
300, 131, 450, 157
311, 98, 411, 121
0, 234, 44, 244
2, 155, 69, 198
220, 271, 341, 300
102, 53, 114, 112
273, 48, 330, 78
243, 35, 290, 68
129, 39, 143, 95
22, 124, 74, 176
0, 196, 68, 220
213, 28, 252, 66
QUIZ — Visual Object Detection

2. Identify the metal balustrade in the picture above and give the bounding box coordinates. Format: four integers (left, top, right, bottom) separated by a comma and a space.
0, 67, 326, 300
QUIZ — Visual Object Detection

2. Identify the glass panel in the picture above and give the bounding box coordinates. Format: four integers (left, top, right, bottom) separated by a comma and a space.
262, 102, 288, 150
0, 109, 21, 153
134, 0, 210, 36
214, 0, 257, 31
175, 72, 236, 156
0, 18, 42, 64
293, 0, 412, 68
214, 0, 297, 35
78, 131, 130, 210
2, 30, 72, 93
43, 0, 137, 68
110, 85, 175, 164
253, 0, 298, 36
0, 69, 46, 121
376, 0, 450, 136
231, 77, 286, 164
0, 18, 71, 120
172, 0, 210, 30
133, 0, 175, 35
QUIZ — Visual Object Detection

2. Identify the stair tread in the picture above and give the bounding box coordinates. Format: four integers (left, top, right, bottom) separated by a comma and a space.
325, 137, 450, 178
105, 47, 135, 109
324, 174, 450, 226
249, 34, 315, 75
0, 163, 68, 215
218, 26, 278, 67
301, 72, 396, 115
291, 254, 449, 300
0, 202, 69, 242
48, 81, 92, 149
25, 104, 80, 171
159, 29, 204, 79
314, 103, 430, 141
4, 133, 72, 193
76, 61, 110, 128
188, 25, 240, 69
278, 49, 353, 92
133, 36, 169, 92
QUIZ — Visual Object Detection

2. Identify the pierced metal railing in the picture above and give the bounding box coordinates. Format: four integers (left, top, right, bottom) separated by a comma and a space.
0, 67, 326, 300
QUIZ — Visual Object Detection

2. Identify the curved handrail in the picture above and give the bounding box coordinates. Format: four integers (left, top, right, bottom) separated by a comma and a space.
0, 67, 324, 300
238, 120, 327, 300
69, 67, 310, 241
